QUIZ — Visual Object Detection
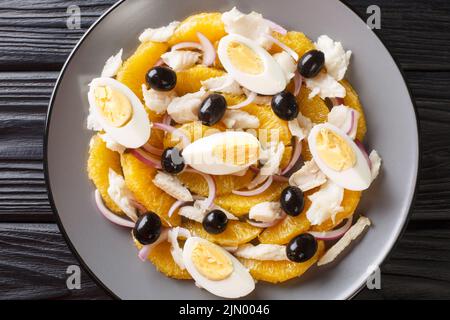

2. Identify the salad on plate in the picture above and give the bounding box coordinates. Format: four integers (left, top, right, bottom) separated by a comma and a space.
86, 7, 382, 298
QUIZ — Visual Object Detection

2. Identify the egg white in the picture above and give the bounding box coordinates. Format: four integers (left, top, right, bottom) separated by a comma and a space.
88, 77, 151, 148
182, 237, 255, 299
182, 131, 260, 175
218, 34, 287, 95
308, 123, 372, 191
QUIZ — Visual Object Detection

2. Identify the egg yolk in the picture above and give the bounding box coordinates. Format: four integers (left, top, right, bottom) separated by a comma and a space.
212, 138, 259, 166
227, 41, 264, 75
191, 242, 233, 281
94, 86, 133, 127
316, 128, 356, 171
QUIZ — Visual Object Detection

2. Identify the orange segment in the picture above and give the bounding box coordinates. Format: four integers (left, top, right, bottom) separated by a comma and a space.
120, 152, 180, 226
169, 12, 226, 46
116, 41, 168, 99
183, 220, 262, 247
280, 146, 293, 169
241, 103, 292, 147
239, 241, 324, 283
297, 86, 330, 124
269, 31, 315, 58
214, 181, 288, 216
311, 190, 361, 232
87, 135, 122, 214
134, 237, 191, 280
147, 109, 165, 148
341, 80, 367, 142
175, 65, 224, 96
297, 87, 329, 161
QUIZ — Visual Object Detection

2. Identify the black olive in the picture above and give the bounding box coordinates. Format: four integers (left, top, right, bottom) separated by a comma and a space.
280, 186, 304, 216
161, 147, 185, 174
297, 50, 325, 78
286, 233, 318, 262
198, 94, 227, 126
202, 210, 228, 234
271, 91, 299, 121
133, 212, 162, 245
146, 66, 177, 91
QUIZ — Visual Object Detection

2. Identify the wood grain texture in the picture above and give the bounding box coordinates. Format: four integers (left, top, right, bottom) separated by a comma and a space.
0, 0, 449, 71
0, 0, 449, 300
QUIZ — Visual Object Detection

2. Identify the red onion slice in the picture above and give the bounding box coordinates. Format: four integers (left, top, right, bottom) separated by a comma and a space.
232, 175, 273, 196
197, 32, 216, 66
168, 200, 189, 218
185, 169, 216, 209
246, 219, 278, 228
330, 97, 344, 106
130, 199, 147, 215
264, 34, 299, 61
355, 139, 372, 169
94, 190, 135, 228
138, 228, 169, 261
345, 109, 358, 137
281, 138, 302, 175
130, 148, 162, 169
228, 90, 257, 109
308, 216, 353, 240
153, 122, 191, 148
293, 72, 302, 96
142, 142, 163, 156
265, 19, 288, 35
249, 166, 288, 182
162, 114, 172, 126
171, 42, 203, 51
247, 211, 286, 228
154, 58, 165, 67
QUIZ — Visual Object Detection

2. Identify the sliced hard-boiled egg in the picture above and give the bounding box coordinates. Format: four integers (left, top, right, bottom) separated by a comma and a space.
182, 131, 260, 175
182, 237, 255, 298
88, 77, 151, 148
308, 123, 371, 191
217, 34, 287, 95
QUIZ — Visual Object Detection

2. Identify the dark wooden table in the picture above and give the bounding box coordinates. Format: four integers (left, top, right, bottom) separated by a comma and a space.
1, 0, 449, 300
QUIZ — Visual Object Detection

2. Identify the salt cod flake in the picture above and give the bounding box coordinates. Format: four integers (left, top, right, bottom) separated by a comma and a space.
221, 7, 272, 49
318, 216, 371, 266
305, 72, 346, 99
161, 50, 201, 71
168, 227, 191, 270
201, 74, 243, 95
234, 244, 288, 261
142, 84, 177, 115
327, 104, 360, 139
139, 21, 180, 43
288, 112, 313, 141
249, 202, 282, 223
99, 133, 126, 154
289, 160, 327, 192
369, 150, 382, 180
273, 51, 296, 81
107, 169, 138, 221
152, 171, 193, 201
101, 48, 123, 78
315, 35, 351, 81
222, 109, 260, 129
306, 180, 344, 225
167, 89, 206, 124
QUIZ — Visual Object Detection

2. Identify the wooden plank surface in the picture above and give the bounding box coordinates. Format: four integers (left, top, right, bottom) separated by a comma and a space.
0, 0, 449, 300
